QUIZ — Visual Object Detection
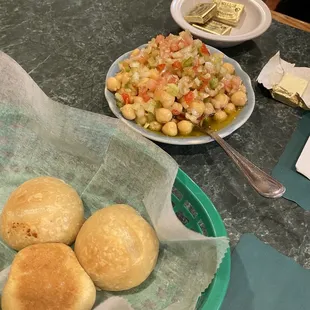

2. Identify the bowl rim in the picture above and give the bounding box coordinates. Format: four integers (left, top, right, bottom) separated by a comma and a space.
170, 0, 272, 42
105, 44, 255, 145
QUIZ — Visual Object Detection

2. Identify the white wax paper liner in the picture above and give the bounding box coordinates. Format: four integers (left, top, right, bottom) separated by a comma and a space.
257, 51, 310, 108
0, 51, 229, 310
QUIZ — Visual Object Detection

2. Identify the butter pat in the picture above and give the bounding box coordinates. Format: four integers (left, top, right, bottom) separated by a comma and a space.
184, 3, 217, 24
278, 73, 308, 97
296, 136, 310, 180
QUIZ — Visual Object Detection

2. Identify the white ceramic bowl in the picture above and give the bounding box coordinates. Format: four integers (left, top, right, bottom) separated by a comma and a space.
105, 44, 255, 145
170, 0, 272, 48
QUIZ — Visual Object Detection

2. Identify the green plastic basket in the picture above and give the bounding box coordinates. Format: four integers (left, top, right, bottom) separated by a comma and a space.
172, 169, 231, 310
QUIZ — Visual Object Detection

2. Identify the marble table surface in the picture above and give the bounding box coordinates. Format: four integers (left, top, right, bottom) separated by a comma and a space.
1, 0, 310, 268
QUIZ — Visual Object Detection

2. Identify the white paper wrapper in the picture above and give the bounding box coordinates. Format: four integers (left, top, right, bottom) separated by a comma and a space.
257, 51, 310, 108
0, 51, 229, 310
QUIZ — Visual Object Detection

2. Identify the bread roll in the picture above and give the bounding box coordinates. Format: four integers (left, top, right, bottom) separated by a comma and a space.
74, 204, 159, 291
1, 243, 96, 310
0, 176, 84, 250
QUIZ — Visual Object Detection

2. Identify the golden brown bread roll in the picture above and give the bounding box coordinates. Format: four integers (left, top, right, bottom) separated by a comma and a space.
0, 176, 84, 250
1, 243, 96, 310
74, 204, 159, 291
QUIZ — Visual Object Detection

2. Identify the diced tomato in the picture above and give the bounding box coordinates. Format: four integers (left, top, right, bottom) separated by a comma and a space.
157, 64, 166, 72
181, 31, 194, 46
198, 83, 205, 91
122, 93, 131, 104
198, 76, 211, 91
167, 75, 179, 84
170, 41, 180, 52
138, 55, 147, 64
200, 76, 210, 84
172, 109, 181, 115
184, 91, 194, 104
223, 79, 232, 92
146, 79, 158, 92
172, 61, 182, 70
141, 93, 150, 102
155, 34, 165, 44
177, 39, 186, 49
200, 45, 210, 56
193, 65, 199, 74
138, 87, 150, 102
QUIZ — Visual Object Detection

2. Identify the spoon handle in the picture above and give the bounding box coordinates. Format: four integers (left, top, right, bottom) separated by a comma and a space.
207, 130, 286, 198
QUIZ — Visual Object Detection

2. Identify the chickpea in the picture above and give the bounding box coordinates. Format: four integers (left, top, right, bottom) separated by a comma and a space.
212, 100, 222, 110
115, 73, 123, 82
231, 91, 247, 106
149, 121, 162, 131
188, 101, 205, 117
136, 107, 145, 118
159, 91, 175, 109
162, 122, 178, 137
133, 96, 144, 105
222, 62, 235, 75
107, 77, 121, 92
205, 102, 215, 116
225, 103, 236, 114
178, 120, 194, 136
213, 110, 228, 123
121, 105, 136, 120
136, 116, 147, 126
171, 102, 183, 115
214, 93, 229, 108
155, 108, 173, 124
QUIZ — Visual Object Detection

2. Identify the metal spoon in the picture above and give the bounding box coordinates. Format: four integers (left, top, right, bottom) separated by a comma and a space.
197, 126, 286, 198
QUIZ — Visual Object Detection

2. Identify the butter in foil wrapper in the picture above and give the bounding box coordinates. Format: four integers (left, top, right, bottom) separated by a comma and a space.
271, 73, 309, 110
213, 0, 245, 27
193, 20, 232, 35
184, 3, 217, 24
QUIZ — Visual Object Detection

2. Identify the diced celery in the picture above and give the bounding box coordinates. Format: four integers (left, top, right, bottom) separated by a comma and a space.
145, 99, 157, 114
146, 112, 155, 123
115, 93, 123, 103
116, 101, 124, 108
123, 62, 130, 72
182, 57, 193, 67
166, 84, 179, 97
209, 77, 219, 90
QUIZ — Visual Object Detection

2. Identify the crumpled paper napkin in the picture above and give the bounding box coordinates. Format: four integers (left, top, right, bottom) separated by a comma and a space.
0, 51, 229, 310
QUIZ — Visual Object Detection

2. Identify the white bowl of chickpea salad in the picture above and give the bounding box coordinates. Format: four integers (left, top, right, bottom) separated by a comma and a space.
105, 31, 255, 145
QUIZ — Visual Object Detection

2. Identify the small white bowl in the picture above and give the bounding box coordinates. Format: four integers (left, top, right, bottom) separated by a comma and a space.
170, 0, 272, 48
